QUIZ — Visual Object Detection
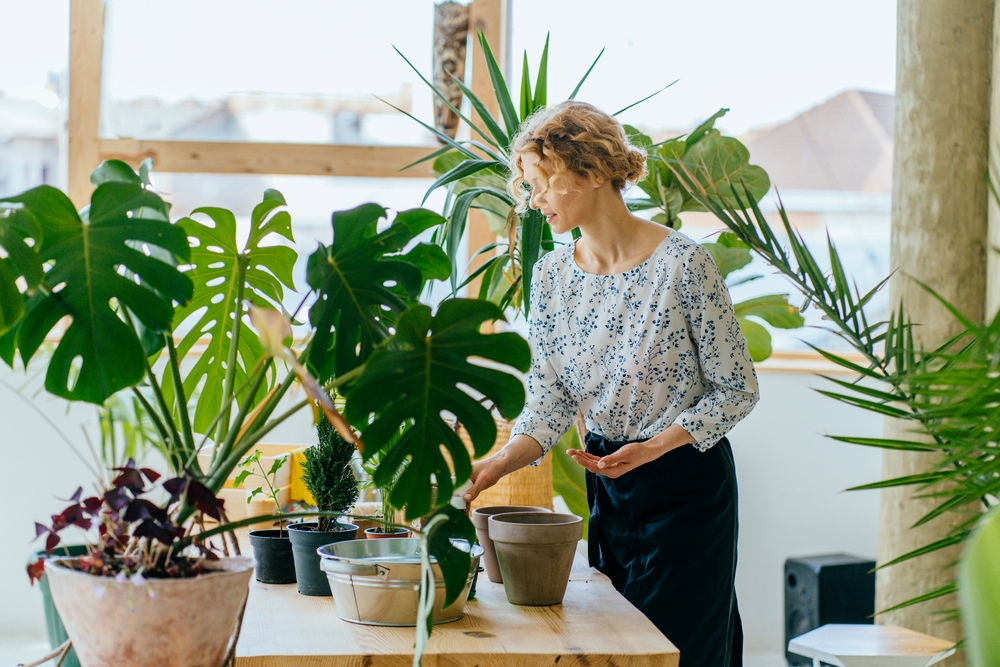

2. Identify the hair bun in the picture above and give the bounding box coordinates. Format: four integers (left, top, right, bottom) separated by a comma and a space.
505, 101, 649, 213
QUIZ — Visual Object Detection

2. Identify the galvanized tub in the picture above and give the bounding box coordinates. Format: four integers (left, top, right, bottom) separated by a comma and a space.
317, 538, 483, 626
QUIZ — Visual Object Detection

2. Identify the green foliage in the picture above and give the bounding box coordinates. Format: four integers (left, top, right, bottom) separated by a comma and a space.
674, 147, 999, 620
424, 505, 477, 610
302, 419, 360, 531
701, 232, 804, 362
344, 298, 531, 520
234, 448, 289, 533
0, 171, 192, 404
167, 189, 296, 435
399, 32, 626, 316
5, 160, 530, 662
959, 506, 1000, 667
551, 425, 589, 540
306, 204, 447, 380
627, 111, 770, 230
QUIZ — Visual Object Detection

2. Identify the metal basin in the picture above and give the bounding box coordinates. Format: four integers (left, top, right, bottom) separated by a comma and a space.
317, 538, 483, 626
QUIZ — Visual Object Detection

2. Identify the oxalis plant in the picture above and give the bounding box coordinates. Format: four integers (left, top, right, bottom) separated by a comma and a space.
668, 147, 1000, 638
1, 160, 530, 665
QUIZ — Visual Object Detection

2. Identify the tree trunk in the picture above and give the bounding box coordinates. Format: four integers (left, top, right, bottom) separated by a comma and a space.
881, 0, 993, 655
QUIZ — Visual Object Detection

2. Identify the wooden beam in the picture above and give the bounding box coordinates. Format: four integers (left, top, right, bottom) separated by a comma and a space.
68, 0, 105, 209
466, 0, 509, 301
98, 139, 436, 179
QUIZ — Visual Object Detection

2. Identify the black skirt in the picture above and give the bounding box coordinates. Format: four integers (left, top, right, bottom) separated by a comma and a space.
585, 432, 742, 667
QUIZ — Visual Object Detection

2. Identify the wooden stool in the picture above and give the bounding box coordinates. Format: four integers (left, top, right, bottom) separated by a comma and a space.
788, 624, 956, 667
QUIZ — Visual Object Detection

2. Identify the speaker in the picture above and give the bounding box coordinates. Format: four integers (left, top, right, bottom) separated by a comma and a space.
784, 553, 875, 665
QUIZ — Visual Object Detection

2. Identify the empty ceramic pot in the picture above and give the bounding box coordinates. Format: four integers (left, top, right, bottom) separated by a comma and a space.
471, 505, 550, 583
488, 512, 583, 606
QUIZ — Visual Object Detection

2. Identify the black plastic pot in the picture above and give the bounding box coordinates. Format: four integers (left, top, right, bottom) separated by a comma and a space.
248, 529, 296, 584
287, 521, 359, 596
33, 544, 88, 667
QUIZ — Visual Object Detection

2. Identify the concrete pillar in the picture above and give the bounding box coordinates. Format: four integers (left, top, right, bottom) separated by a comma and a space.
881, 0, 992, 650
987, 0, 1000, 316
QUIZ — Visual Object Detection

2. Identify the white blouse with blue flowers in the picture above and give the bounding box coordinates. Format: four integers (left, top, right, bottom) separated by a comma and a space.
510, 230, 760, 455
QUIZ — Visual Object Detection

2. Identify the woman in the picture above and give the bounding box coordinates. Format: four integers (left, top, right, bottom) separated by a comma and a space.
463, 101, 759, 667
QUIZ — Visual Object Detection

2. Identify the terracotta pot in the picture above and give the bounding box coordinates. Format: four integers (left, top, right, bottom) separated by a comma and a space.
488, 512, 583, 606
287, 521, 358, 596
364, 527, 411, 539
44, 557, 253, 667
471, 505, 551, 583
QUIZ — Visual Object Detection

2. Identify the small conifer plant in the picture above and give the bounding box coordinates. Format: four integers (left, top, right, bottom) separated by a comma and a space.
302, 419, 360, 532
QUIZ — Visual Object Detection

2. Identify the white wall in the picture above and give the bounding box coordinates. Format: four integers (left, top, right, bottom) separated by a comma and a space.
0, 363, 882, 657
731, 368, 882, 654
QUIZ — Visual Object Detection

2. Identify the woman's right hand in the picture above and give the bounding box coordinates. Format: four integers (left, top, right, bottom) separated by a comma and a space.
464, 456, 507, 503
463, 434, 546, 502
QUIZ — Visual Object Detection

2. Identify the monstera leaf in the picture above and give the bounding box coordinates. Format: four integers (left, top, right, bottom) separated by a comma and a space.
306, 204, 446, 380
0, 179, 191, 403
344, 298, 530, 519
424, 505, 477, 611
0, 208, 43, 339
168, 190, 296, 434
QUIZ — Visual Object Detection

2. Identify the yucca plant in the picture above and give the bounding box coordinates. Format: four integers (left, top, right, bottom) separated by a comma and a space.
668, 151, 999, 623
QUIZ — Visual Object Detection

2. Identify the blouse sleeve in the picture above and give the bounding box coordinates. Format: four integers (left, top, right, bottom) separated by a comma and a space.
510, 265, 578, 459
675, 244, 760, 451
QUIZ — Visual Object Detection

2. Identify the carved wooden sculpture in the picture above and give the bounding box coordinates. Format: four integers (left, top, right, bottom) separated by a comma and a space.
433, 1, 469, 140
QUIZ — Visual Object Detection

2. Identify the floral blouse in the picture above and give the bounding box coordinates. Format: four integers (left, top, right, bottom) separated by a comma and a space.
511, 230, 759, 455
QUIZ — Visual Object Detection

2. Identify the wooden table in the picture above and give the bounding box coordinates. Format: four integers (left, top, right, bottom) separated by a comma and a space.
236, 553, 679, 666
788, 624, 956, 667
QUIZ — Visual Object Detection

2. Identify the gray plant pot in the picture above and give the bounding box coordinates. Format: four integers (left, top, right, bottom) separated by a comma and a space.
488, 512, 583, 606
471, 505, 551, 583
248, 529, 295, 584
287, 521, 358, 596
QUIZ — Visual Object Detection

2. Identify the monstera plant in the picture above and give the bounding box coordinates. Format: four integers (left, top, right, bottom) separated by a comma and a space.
2, 160, 529, 666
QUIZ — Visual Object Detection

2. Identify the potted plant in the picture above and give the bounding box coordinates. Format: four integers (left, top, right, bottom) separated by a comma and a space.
28, 460, 252, 667
240, 449, 296, 584
363, 452, 410, 539
5, 161, 530, 665
292, 417, 361, 595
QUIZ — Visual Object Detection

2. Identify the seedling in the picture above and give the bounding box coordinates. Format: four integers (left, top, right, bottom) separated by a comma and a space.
234, 450, 288, 535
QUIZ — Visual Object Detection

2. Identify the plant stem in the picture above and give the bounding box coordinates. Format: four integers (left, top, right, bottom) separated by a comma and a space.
166, 335, 197, 472
214, 254, 249, 448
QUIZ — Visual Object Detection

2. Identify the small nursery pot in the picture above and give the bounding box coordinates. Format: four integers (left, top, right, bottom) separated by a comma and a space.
248, 529, 295, 584
287, 521, 359, 596
364, 527, 411, 539
471, 505, 551, 583
487, 512, 583, 606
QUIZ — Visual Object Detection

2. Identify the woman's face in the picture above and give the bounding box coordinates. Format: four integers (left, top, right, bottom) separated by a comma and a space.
520, 152, 597, 235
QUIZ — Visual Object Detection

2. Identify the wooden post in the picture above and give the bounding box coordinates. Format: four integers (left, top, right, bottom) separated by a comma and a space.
880, 0, 993, 654
466, 0, 508, 301
68, 0, 105, 209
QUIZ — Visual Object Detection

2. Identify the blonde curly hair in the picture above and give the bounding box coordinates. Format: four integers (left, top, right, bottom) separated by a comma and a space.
507, 101, 647, 215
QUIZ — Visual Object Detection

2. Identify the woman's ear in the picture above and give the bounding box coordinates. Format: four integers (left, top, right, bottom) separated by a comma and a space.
590, 172, 606, 189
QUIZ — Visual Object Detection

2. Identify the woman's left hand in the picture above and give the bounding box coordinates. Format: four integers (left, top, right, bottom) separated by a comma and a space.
566, 424, 696, 478
566, 442, 662, 479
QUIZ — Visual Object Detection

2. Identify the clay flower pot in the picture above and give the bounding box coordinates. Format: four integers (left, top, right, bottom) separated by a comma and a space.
471, 505, 551, 583
488, 512, 583, 606
364, 527, 411, 539
44, 556, 253, 667
287, 521, 358, 596
248, 529, 295, 584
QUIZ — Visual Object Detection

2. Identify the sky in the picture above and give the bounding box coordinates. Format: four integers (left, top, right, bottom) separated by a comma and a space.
0, 0, 898, 137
